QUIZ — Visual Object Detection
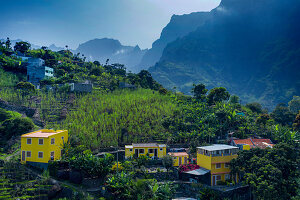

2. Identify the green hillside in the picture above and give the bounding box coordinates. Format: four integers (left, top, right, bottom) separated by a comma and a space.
51, 89, 177, 149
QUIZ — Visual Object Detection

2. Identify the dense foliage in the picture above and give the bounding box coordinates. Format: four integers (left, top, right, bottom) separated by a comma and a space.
230, 143, 299, 200
106, 172, 174, 200
0, 108, 34, 142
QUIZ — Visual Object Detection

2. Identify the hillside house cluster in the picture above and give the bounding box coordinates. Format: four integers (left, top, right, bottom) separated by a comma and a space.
21, 129, 273, 187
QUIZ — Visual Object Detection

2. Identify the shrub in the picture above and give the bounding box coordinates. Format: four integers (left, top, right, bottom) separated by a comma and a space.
15, 81, 35, 91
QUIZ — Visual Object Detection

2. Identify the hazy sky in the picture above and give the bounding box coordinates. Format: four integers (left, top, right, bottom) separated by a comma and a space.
0, 0, 220, 49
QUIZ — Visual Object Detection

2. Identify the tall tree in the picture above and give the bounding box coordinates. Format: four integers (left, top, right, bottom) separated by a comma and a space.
207, 87, 230, 105
5, 37, 11, 49
191, 83, 208, 101
288, 96, 300, 114
14, 41, 31, 54
246, 102, 263, 114
271, 103, 295, 125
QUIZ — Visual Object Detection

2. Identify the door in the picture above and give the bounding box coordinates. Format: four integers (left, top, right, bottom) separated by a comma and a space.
184, 157, 188, 164
22, 151, 26, 161
135, 149, 139, 157
50, 152, 55, 160
213, 175, 221, 186
179, 157, 182, 165
154, 149, 158, 157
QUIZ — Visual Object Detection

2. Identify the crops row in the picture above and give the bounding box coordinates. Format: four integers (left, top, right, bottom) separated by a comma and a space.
0, 161, 51, 200
52, 89, 178, 149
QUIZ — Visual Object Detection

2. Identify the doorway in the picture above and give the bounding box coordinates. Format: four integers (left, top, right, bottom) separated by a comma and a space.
22, 151, 25, 161
135, 149, 139, 157
154, 149, 158, 157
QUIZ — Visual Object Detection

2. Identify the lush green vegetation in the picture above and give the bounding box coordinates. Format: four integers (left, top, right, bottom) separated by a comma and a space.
0, 108, 34, 144
230, 143, 299, 200
53, 89, 177, 149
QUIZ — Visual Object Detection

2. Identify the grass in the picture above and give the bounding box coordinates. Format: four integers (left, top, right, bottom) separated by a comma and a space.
0, 68, 23, 87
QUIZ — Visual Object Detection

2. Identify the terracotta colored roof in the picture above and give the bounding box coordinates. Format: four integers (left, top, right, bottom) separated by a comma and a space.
131, 143, 166, 148
233, 139, 253, 146
253, 142, 274, 149
21, 129, 64, 138
168, 152, 188, 157
233, 138, 273, 149
252, 138, 272, 144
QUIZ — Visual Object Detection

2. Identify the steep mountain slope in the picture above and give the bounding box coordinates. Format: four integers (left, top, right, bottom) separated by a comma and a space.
76, 38, 147, 72
138, 12, 212, 69
149, 0, 300, 110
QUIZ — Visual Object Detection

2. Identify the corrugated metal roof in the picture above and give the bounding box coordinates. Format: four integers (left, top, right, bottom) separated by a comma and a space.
183, 167, 210, 176
197, 144, 238, 151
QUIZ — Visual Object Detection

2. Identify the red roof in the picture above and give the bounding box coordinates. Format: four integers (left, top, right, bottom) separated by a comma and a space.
233, 139, 254, 147
233, 138, 273, 149
251, 138, 272, 143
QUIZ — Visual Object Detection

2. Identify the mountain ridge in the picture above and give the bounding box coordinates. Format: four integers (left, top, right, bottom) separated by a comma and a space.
149, 0, 300, 110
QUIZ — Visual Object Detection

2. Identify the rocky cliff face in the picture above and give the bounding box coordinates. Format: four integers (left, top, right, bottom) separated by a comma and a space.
138, 12, 212, 69
149, 0, 300, 110
76, 38, 147, 72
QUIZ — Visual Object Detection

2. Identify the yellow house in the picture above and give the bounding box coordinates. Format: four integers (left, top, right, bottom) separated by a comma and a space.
168, 152, 189, 166
197, 144, 239, 186
125, 143, 167, 159
21, 129, 68, 169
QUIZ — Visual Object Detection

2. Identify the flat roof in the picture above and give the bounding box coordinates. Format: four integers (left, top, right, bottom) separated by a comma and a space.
21, 129, 65, 138
168, 152, 188, 157
197, 144, 238, 151
126, 143, 166, 148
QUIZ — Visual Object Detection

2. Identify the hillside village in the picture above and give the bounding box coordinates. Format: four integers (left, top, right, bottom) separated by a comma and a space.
0, 38, 299, 200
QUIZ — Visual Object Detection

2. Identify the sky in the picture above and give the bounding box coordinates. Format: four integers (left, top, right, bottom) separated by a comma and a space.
0, 0, 220, 49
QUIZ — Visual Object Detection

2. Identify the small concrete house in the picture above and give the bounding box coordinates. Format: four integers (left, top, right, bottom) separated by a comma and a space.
27, 58, 54, 85
21, 129, 68, 169
232, 138, 274, 150
125, 143, 167, 158
197, 144, 239, 186
168, 152, 189, 166
69, 82, 93, 93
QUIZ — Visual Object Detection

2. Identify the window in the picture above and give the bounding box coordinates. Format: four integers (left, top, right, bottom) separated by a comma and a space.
225, 163, 230, 168
38, 152, 43, 158
26, 151, 31, 157
51, 138, 55, 144
139, 149, 144, 154
216, 175, 221, 181
129, 149, 133, 152
148, 149, 154, 154
173, 157, 177, 160
225, 174, 230, 180
38, 139, 44, 145
27, 138, 32, 144
61, 136, 64, 140
216, 163, 221, 169
160, 148, 163, 151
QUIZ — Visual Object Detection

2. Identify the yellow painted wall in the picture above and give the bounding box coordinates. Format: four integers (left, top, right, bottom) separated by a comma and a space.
197, 152, 238, 186
125, 146, 166, 158
21, 130, 68, 164
172, 155, 189, 166
243, 144, 250, 150
197, 153, 212, 170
